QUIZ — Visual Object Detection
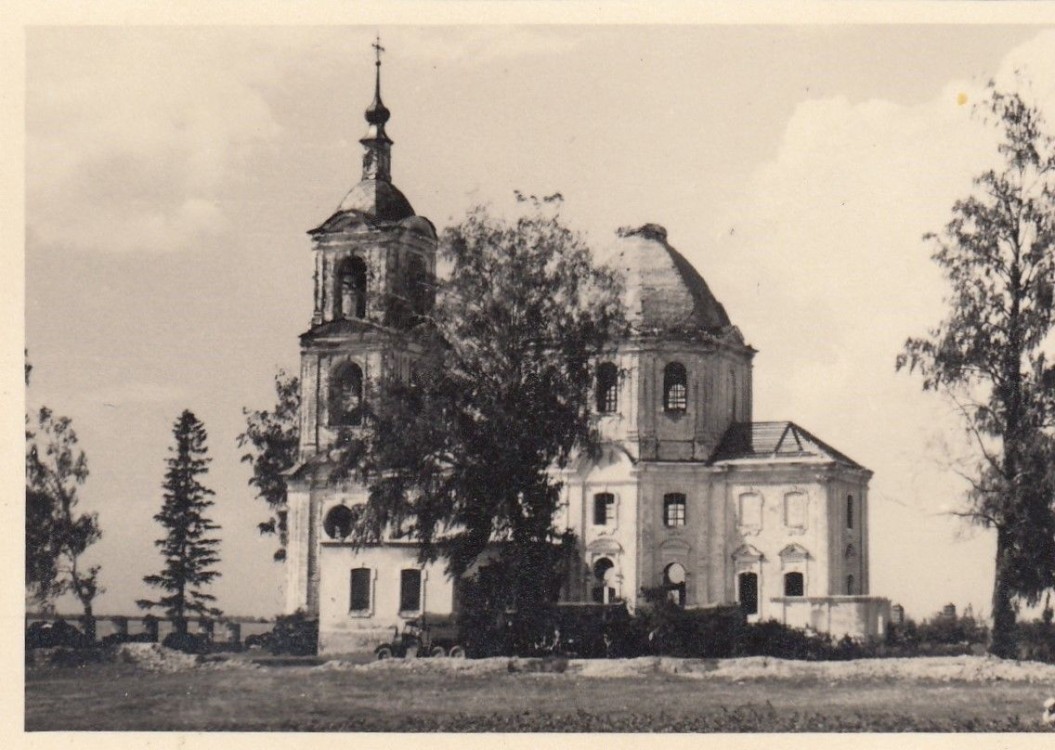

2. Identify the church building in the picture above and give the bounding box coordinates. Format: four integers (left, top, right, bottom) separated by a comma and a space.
283, 54, 890, 654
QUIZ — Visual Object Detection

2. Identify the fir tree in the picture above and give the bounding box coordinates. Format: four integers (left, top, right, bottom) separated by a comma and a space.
138, 409, 222, 631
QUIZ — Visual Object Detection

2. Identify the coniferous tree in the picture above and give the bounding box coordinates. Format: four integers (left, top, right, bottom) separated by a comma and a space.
139, 409, 222, 632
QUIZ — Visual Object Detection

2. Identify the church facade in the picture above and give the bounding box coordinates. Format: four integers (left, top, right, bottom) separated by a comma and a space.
283, 58, 890, 654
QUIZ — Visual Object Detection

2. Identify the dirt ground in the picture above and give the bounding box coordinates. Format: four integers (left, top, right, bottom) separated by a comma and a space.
24, 648, 1055, 732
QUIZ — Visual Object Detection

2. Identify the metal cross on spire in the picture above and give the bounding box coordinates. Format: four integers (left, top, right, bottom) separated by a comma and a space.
372, 34, 385, 66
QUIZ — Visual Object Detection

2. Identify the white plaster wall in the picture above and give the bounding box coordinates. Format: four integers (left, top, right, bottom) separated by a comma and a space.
569, 448, 639, 607
317, 543, 455, 654
725, 477, 831, 622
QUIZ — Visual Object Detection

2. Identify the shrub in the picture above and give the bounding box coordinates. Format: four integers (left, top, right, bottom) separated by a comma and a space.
269, 610, 318, 656
1016, 616, 1055, 663
25, 619, 92, 650
162, 631, 208, 655
629, 592, 744, 658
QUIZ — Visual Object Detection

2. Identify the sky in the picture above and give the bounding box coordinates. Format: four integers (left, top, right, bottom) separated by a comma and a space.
21, 24, 1055, 621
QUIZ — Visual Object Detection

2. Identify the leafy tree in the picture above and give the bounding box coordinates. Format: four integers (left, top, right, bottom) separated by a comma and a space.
237, 369, 300, 561
897, 83, 1055, 658
139, 409, 222, 631
335, 198, 626, 614
25, 351, 103, 619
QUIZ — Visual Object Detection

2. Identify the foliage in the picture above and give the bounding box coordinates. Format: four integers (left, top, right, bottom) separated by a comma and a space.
334, 199, 626, 611
138, 410, 223, 629
237, 369, 300, 562
896, 82, 1055, 658
162, 631, 209, 655
629, 593, 745, 658
25, 619, 92, 650
268, 610, 319, 656
456, 532, 578, 657
25, 405, 103, 617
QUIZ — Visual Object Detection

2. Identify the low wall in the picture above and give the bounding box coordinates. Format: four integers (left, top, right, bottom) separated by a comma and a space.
25, 614, 274, 645
769, 596, 891, 639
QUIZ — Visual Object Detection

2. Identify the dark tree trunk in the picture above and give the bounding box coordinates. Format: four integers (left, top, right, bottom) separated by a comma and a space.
990, 524, 1018, 659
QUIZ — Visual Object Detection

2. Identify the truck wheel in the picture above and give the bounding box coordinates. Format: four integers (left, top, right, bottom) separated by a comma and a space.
376, 646, 393, 660
430, 645, 446, 658
448, 645, 466, 659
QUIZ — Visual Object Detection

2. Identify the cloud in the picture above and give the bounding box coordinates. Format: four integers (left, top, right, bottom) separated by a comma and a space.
80, 381, 188, 406
723, 28, 1055, 617
26, 29, 283, 254
395, 27, 580, 65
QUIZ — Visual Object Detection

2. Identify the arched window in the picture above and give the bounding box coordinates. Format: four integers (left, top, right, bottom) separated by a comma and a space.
738, 572, 758, 615
400, 569, 422, 613
323, 505, 354, 540
846, 574, 856, 595
664, 562, 687, 607
784, 572, 804, 597
663, 362, 688, 412
337, 256, 367, 320
593, 493, 615, 526
329, 362, 364, 426
596, 362, 618, 414
846, 494, 855, 529
663, 493, 686, 527
592, 558, 617, 604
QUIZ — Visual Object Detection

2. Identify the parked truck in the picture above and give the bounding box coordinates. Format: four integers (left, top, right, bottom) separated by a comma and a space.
374, 615, 466, 660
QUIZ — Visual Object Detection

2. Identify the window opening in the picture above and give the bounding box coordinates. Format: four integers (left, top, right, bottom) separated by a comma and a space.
400, 569, 422, 613
663, 362, 688, 412
323, 505, 354, 540
738, 572, 759, 615
593, 493, 615, 526
663, 493, 686, 527
329, 362, 364, 426
350, 568, 371, 612
784, 571, 804, 597
591, 558, 617, 604
664, 562, 687, 606
596, 362, 618, 413
337, 257, 367, 320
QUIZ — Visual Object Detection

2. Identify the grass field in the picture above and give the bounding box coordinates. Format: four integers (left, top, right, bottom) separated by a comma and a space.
24, 656, 1055, 732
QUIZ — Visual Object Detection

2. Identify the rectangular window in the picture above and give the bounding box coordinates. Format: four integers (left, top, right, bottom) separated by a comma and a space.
400, 569, 422, 613
663, 493, 686, 527
593, 493, 615, 526
784, 571, 804, 597
847, 495, 855, 529
350, 568, 371, 612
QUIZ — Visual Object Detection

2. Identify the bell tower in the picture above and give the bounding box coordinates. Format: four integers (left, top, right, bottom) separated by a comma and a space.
284, 43, 437, 615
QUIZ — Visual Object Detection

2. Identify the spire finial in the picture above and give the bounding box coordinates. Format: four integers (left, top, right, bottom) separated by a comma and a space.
364, 34, 390, 130
360, 36, 393, 182
372, 34, 385, 66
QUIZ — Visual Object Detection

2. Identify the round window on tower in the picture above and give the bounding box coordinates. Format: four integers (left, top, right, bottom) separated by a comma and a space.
323, 505, 355, 540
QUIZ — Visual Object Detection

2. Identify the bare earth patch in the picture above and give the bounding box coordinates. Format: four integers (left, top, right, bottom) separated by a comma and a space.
25, 650, 1055, 732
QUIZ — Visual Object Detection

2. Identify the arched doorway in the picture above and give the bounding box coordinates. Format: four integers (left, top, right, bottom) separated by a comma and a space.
664, 562, 687, 607
591, 558, 618, 604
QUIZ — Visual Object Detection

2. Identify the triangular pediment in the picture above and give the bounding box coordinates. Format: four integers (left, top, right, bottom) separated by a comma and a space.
779, 543, 810, 560
731, 543, 763, 561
